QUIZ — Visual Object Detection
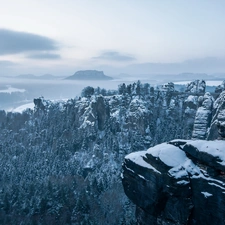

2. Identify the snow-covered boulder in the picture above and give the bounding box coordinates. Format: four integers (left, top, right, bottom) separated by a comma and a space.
122, 140, 225, 225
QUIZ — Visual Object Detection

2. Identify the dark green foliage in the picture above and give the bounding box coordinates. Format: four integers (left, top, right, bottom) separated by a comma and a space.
81, 86, 95, 98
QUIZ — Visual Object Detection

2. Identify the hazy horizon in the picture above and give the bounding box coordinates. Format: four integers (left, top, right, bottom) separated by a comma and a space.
2, 58, 225, 78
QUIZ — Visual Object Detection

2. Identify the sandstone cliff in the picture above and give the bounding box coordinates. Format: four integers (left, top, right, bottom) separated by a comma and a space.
122, 140, 225, 225
121, 81, 225, 225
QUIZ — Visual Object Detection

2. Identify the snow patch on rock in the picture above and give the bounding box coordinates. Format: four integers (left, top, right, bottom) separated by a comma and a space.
201, 192, 213, 198
125, 151, 161, 174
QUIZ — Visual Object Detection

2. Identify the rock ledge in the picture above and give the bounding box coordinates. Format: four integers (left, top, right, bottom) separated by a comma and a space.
122, 140, 225, 225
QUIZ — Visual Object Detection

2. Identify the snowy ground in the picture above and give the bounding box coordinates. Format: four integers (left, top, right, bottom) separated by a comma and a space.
11, 102, 35, 113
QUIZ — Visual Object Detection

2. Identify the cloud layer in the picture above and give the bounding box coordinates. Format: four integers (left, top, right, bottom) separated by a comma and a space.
0, 60, 16, 66
0, 29, 58, 55
27, 53, 61, 60
93, 51, 135, 61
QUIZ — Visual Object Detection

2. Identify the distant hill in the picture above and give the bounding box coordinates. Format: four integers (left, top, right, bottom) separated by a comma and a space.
16, 74, 60, 80
211, 73, 225, 79
177, 73, 213, 80
146, 73, 218, 83
17, 74, 36, 79
65, 70, 113, 80
39, 74, 57, 80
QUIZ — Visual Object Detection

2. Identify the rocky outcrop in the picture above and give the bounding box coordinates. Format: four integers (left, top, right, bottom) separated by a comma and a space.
34, 97, 48, 111
215, 80, 225, 94
122, 140, 225, 225
31, 82, 225, 150
185, 80, 206, 93
207, 91, 225, 140
192, 92, 214, 139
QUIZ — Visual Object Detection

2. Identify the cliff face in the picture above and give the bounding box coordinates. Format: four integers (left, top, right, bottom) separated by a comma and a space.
208, 91, 225, 140
192, 92, 214, 139
122, 140, 225, 225
121, 82, 225, 225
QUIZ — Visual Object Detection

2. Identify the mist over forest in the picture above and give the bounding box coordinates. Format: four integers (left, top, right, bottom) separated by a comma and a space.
0, 71, 224, 111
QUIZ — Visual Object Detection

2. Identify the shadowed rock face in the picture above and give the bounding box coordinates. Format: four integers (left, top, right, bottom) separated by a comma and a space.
215, 80, 225, 94
207, 91, 225, 140
122, 140, 225, 225
192, 92, 214, 139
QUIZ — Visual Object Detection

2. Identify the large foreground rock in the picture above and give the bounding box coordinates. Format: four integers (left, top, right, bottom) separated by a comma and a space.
122, 140, 225, 225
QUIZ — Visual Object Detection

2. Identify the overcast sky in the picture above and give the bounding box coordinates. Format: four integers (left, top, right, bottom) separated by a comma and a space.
1, 0, 225, 76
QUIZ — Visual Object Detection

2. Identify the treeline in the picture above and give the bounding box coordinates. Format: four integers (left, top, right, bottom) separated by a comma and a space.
81, 81, 157, 98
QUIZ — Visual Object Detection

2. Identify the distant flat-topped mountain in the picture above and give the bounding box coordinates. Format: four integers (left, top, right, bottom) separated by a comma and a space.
65, 70, 113, 80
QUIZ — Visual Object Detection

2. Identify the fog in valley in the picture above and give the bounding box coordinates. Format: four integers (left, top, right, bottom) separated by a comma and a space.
0, 76, 140, 111
0, 76, 135, 111
1, 72, 224, 112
